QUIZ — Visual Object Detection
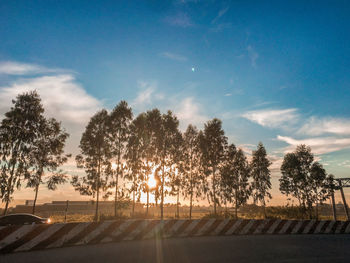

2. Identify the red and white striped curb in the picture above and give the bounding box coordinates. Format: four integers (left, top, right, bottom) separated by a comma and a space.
0, 219, 349, 254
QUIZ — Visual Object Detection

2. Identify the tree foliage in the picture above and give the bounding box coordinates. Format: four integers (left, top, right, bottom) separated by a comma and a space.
0, 91, 45, 214
27, 117, 70, 214
179, 125, 203, 219
71, 109, 111, 220
221, 147, 251, 218
108, 100, 132, 216
199, 118, 227, 215
279, 145, 333, 218
250, 142, 272, 217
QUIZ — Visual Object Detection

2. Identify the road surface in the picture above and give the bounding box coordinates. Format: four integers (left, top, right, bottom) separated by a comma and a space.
1, 235, 350, 262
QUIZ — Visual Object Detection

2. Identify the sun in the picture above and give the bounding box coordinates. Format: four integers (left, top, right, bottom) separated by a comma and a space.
147, 175, 157, 189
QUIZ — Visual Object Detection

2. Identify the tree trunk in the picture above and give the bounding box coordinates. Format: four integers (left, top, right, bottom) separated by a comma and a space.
3, 199, 10, 216
176, 188, 180, 219
235, 189, 238, 219
95, 159, 101, 222
114, 169, 119, 217
161, 163, 165, 220
146, 189, 149, 216
189, 154, 193, 219
263, 199, 267, 219
189, 191, 193, 220
3, 163, 17, 215
132, 186, 135, 217
213, 166, 216, 215
32, 171, 42, 215
32, 183, 40, 215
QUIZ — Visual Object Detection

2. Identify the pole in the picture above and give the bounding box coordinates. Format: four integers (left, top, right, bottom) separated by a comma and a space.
331, 192, 337, 221
339, 180, 349, 220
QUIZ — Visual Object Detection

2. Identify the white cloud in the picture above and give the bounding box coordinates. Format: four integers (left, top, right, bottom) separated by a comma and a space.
299, 117, 350, 136
242, 108, 299, 129
160, 52, 188, 62
224, 93, 232, 97
247, 45, 259, 68
268, 154, 284, 175
0, 74, 101, 125
0, 61, 64, 75
277, 135, 350, 155
174, 97, 208, 130
0, 62, 103, 155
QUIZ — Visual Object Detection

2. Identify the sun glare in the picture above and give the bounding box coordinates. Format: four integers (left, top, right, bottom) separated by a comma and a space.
147, 175, 157, 189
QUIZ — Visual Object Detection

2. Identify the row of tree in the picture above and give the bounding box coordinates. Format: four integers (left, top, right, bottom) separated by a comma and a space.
0, 91, 334, 220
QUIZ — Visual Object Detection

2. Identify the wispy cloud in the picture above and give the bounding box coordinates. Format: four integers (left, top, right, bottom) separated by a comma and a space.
242, 108, 299, 129
338, 160, 350, 168
211, 6, 229, 24
277, 135, 350, 155
174, 97, 208, 130
131, 81, 164, 111
0, 61, 64, 75
175, 0, 200, 4
298, 117, 350, 136
160, 52, 188, 61
247, 45, 259, 68
164, 12, 193, 28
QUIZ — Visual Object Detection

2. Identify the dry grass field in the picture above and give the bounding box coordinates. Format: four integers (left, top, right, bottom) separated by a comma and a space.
29, 203, 347, 223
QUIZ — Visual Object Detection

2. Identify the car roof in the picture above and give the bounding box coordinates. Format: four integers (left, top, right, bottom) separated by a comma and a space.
0, 213, 43, 219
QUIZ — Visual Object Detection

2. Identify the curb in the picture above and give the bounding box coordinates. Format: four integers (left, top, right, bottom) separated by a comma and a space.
0, 219, 349, 254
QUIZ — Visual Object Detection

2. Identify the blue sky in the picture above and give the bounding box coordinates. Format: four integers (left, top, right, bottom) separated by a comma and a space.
1, 0, 350, 205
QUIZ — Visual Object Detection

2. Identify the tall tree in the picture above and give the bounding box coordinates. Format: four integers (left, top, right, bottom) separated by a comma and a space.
199, 118, 227, 215
180, 125, 202, 219
0, 91, 45, 215
27, 118, 70, 214
108, 101, 132, 217
250, 142, 272, 218
154, 110, 182, 219
221, 147, 251, 218
125, 113, 148, 216
279, 145, 333, 218
309, 163, 334, 219
71, 110, 112, 221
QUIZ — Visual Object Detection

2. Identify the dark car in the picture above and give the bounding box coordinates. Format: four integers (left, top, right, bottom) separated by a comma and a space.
0, 213, 51, 226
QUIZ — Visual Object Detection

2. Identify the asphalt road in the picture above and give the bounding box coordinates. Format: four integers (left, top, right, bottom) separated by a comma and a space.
1, 235, 350, 263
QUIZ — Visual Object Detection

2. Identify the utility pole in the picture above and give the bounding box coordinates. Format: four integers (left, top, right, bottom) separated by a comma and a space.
64, 200, 69, 223
331, 178, 350, 221
338, 180, 350, 220
331, 192, 337, 221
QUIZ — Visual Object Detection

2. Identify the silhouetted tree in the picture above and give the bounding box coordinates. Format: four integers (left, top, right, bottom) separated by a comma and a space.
108, 101, 132, 217
221, 147, 251, 218
0, 91, 45, 215
250, 142, 272, 218
27, 118, 70, 214
154, 110, 182, 219
280, 145, 333, 219
125, 112, 148, 216
199, 118, 227, 215
180, 125, 203, 219
71, 110, 112, 221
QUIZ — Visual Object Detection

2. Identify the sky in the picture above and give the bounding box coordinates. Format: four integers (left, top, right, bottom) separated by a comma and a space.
0, 0, 350, 206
